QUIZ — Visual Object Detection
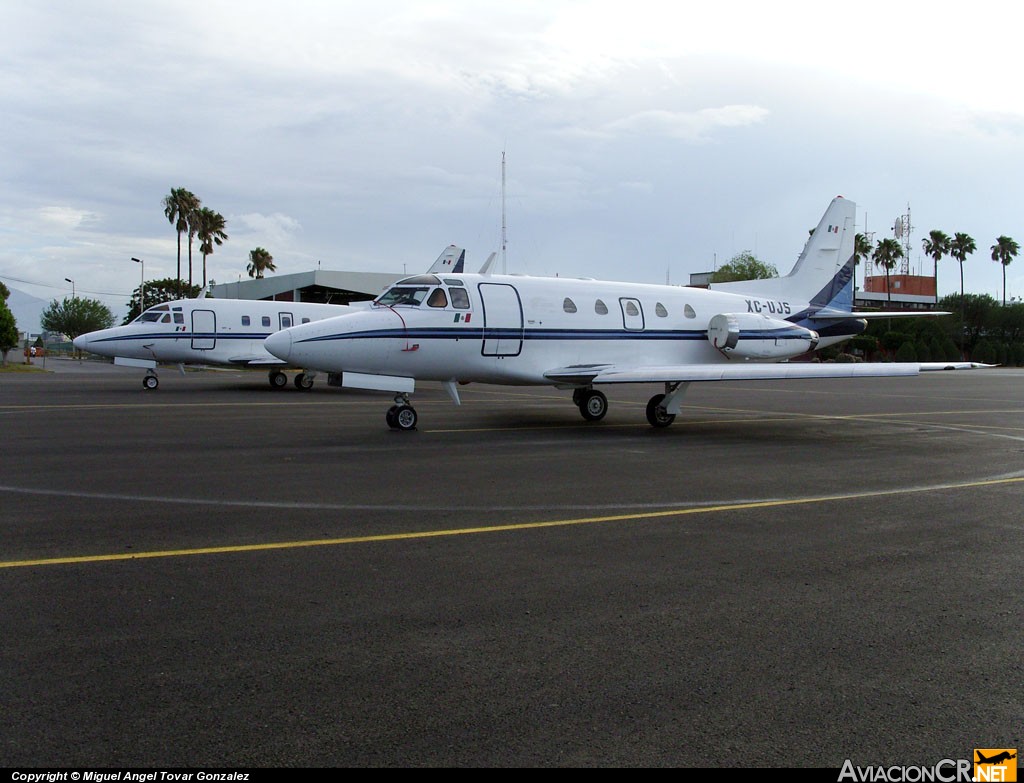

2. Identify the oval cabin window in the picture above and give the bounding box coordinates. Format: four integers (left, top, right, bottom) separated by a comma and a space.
655, 302, 668, 317
563, 298, 578, 313
625, 301, 639, 316
684, 304, 697, 319
595, 299, 608, 315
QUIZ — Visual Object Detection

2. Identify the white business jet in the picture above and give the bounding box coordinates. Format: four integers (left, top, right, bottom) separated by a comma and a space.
264, 197, 973, 429
73, 245, 466, 390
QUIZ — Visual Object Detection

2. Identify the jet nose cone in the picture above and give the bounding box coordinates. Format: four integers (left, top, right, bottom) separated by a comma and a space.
72, 334, 89, 350
265, 329, 292, 362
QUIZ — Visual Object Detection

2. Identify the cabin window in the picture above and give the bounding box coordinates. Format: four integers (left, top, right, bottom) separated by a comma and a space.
427, 288, 448, 308
301, 317, 311, 324
655, 303, 668, 318
173, 313, 184, 324
563, 298, 578, 313
625, 301, 639, 316
161, 314, 171, 323
450, 288, 470, 309
262, 316, 271, 327
281, 316, 292, 328
241, 316, 251, 326
684, 304, 696, 319
443, 279, 463, 286
595, 299, 608, 315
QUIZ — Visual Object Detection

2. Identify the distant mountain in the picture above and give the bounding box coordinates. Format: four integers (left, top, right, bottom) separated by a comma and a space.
5, 287, 47, 335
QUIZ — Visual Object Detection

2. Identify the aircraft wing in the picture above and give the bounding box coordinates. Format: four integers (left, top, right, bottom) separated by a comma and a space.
808, 310, 952, 320
543, 361, 988, 386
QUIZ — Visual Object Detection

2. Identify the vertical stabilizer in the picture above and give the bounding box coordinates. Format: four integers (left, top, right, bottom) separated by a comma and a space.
710, 197, 857, 312
427, 245, 466, 274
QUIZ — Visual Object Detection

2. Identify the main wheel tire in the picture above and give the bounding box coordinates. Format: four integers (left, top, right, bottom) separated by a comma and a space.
579, 389, 608, 421
269, 370, 288, 389
645, 393, 676, 428
572, 388, 586, 406
386, 405, 400, 429
394, 405, 418, 431
294, 373, 314, 390
142, 375, 159, 390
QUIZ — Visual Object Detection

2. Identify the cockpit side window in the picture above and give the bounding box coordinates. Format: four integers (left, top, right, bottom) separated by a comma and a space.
450, 288, 470, 309
427, 288, 448, 308
136, 312, 162, 323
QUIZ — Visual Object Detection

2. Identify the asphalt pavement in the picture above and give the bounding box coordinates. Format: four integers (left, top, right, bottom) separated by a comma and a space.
2, 365, 1022, 768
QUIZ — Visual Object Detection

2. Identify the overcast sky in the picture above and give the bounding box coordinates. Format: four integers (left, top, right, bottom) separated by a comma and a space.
3, 0, 1023, 322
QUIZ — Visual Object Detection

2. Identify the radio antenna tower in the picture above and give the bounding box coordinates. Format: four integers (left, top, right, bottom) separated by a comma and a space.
892, 203, 912, 275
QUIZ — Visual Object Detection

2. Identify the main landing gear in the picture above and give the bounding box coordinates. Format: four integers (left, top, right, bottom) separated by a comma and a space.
572, 388, 608, 422
268, 370, 316, 390
571, 382, 688, 428
142, 370, 159, 390
386, 393, 418, 431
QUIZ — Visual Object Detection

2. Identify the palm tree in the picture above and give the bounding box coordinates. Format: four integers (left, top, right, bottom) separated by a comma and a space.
854, 233, 872, 295
872, 237, 904, 304
921, 230, 950, 300
990, 235, 1020, 306
162, 188, 200, 297
247, 247, 277, 279
195, 208, 228, 287
949, 232, 977, 330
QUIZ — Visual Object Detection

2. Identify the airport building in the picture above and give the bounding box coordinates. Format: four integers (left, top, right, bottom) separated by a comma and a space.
209, 270, 404, 305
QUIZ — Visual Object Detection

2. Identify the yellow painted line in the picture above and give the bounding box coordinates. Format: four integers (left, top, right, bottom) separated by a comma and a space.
3, 475, 1022, 570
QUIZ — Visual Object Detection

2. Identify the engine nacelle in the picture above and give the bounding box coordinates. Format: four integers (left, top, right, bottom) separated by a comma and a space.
707, 313, 819, 359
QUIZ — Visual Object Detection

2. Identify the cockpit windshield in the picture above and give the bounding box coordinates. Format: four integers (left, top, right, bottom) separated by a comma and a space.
133, 304, 170, 323
375, 286, 430, 307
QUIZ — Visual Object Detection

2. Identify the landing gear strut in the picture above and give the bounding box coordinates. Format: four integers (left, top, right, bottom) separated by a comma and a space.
386, 393, 418, 431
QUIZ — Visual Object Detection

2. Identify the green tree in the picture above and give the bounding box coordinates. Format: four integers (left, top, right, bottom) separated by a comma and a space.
41, 297, 115, 344
990, 235, 1020, 306
854, 233, 872, 292
710, 251, 778, 283
872, 237, 904, 304
163, 187, 200, 298
247, 247, 276, 279
921, 230, 950, 295
195, 207, 228, 287
122, 278, 202, 324
0, 297, 18, 366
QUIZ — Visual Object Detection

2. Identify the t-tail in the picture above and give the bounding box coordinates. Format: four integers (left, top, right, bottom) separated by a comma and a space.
709, 195, 856, 314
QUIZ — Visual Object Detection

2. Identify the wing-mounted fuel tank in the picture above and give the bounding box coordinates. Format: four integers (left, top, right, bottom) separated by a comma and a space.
707, 313, 819, 359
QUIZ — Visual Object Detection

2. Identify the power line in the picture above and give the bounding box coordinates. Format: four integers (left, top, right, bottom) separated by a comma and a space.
0, 271, 131, 298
